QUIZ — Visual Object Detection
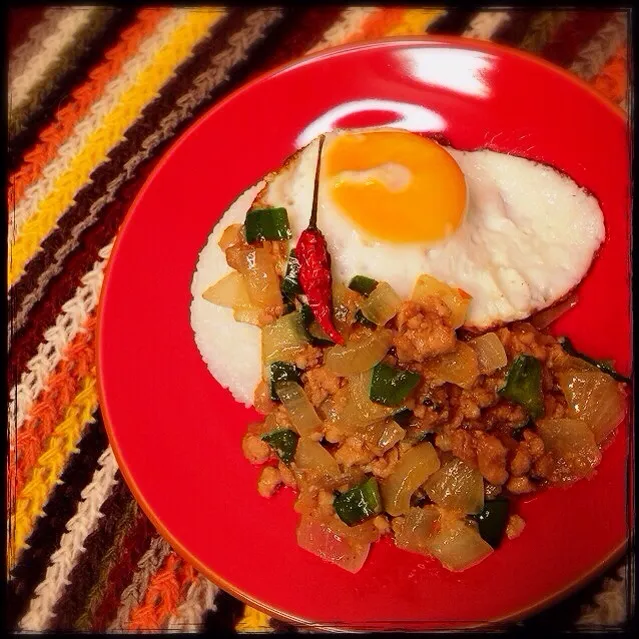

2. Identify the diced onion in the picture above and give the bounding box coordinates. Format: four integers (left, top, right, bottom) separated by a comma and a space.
469, 332, 507, 374
325, 329, 393, 376
233, 307, 262, 326
424, 458, 484, 515
294, 437, 341, 476
296, 515, 370, 573
412, 274, 471, 329
530, 292, 578, 329
359, 282, 402, 326
424, 513, 493, 571
236, 247, 282, 308
276, 382, 323, 437
536, 418, 602, 480
394, 505, 439, 554
381, 442, 441, 516
362, 419, 406, 455
262, 312, 308, 367
218, 223, 243, 251
332, 282, 358, 339
202, 272, 250, 308
557, 363, 626, 445
326, 514, 381, 546
203, 272, 263, 325
423, 342, 479, 389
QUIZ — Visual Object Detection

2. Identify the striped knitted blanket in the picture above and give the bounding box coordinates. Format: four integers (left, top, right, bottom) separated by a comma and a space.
7, 6, 630, 633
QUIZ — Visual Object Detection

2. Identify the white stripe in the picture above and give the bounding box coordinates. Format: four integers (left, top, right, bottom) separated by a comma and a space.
8, 9, 187, 243
7, 241, 113, 438
306, 7, 379, 54
462, 11, 511, 40
9, 8, 98, 113
164, 576, 219, 631
8, 8, 74, 86
18, 446, 119, 631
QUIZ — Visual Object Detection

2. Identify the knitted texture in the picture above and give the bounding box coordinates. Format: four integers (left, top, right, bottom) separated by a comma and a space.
6, 7, 631, 633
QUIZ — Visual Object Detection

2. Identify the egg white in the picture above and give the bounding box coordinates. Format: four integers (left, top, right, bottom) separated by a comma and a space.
256, 131, 605, 330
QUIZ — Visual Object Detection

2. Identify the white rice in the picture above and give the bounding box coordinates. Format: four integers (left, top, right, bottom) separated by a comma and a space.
189, 183, 265, 407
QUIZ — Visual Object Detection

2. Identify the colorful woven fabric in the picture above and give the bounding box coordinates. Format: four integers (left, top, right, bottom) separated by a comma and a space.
6, 7, 630, 632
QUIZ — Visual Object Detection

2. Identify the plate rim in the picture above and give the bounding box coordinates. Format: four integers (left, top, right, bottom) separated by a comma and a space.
96, 34, 629, 631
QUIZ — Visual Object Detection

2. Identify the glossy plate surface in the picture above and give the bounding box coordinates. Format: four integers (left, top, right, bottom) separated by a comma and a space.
98, 37, 631, 630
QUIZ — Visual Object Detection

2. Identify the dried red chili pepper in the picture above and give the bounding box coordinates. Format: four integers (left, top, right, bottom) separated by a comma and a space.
295, 135, 344, 345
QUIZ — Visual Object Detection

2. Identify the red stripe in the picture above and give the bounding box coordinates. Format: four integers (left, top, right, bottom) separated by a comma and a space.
540, 11, 617, 68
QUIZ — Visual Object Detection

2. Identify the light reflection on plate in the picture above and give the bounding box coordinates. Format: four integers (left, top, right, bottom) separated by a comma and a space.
296, 98, 446, 147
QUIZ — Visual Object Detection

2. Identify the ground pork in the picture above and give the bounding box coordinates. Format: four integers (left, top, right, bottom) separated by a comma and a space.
393, 298, 456, 363
303, 366, 343, 407
294, 344, 323, 370
506, 514, 526, 540
253, 380, 277, 415
334, 436, 377, 468
363, 445, 401, 479
279, 462, 297, 488
242, 433, 272, 464
506, 475, 536, 494
257, 466, 282, 497
474, 431, 509, 486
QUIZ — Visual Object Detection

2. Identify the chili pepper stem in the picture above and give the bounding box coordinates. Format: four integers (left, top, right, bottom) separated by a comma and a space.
308, 134, 325, 229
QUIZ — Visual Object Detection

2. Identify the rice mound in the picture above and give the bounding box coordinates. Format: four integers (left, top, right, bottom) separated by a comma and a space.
190, 182, 265, 407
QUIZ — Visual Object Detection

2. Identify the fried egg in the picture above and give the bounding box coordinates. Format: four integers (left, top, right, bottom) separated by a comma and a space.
255, 128, 605, 330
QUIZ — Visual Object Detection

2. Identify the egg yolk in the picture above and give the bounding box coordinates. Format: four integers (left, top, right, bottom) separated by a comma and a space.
323, 130, 467, 243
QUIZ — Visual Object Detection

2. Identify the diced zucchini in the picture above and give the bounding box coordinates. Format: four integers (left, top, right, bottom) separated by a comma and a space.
359, 282, 402, 326
392, 407, 413, 427
261, 428, 299, 464
354, 309, 377, 329
268, 361, 301, 401
558, 336, 630, 383
334, 477, 382, 526
348, 275, 378, 296
472, 497, 510, 548
370, 362, 421, 406
245, 207, 291, 243
498, 354, 544, 419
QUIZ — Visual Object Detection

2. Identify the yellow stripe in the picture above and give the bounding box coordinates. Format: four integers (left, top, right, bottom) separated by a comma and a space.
235, 605, 272, 633
384, 8, 445, 36
8, 9, 224, 286
10, 376, 98, 565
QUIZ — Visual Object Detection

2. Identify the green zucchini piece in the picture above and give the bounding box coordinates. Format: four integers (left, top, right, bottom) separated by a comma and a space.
559, 336, 631, 383
282, 300, 296, 315
416, 430, 435, 444
370, 362, 421, 407
281, 249, 302, 299
472, 497, 510, 548
268, 361, 301, 401
354, 309, 377, 329
348, 275, 378, 296
392, 407, 413, 428
260, 428, 299, 464
498, 354, 544, 419
245, 207, 291, 243
333, 477, 382, 526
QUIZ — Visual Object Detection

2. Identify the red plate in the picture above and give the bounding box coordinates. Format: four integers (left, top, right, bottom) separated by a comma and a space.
97, 37, 631, 630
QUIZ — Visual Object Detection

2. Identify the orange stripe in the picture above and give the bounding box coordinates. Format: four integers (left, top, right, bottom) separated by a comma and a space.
126, 552, 198, 630
342, 7, 407, 44
590, 41, 627, 105
7, 8, 171, 211
9, 315, 96, 500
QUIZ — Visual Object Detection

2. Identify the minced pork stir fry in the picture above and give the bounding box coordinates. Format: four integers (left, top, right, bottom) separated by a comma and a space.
203, 209, 628, 574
